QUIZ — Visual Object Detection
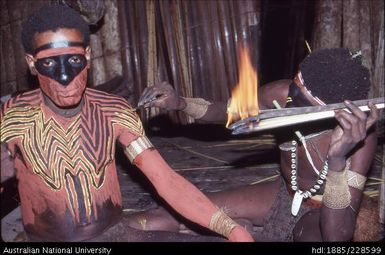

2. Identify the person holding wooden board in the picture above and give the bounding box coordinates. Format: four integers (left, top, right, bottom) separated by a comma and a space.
134, 48, 381, 241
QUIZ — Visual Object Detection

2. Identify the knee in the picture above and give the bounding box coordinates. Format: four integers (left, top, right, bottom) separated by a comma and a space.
293, 211, 322, 241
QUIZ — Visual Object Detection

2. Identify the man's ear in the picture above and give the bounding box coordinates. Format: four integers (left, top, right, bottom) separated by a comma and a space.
85, 46, 91, 68
25, 54, 37, 75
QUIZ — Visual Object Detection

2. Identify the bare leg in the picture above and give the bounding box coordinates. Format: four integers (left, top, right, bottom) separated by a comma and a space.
292, 210, 322, 241
126, 206, 181, 232
88, 215, 225, 242
293, 195, 383, 242
126, 178, 281, 234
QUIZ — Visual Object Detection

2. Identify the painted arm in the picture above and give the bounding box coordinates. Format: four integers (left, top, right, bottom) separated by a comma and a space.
137, 80, 291, 123
132, 148, 254, 241
320, 101, 379, 241
137, 81, 228, 123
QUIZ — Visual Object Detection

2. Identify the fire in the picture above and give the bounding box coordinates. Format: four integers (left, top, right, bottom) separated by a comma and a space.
226, 45, 259, 127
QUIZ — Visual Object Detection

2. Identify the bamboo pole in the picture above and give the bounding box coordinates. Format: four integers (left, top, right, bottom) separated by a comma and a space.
89, 32, 106, 86
380, 154, 384, 223
173, 0, 193, 123
125, 1, 145, 112
100, 0, 122, 82
208, 0, 229, 102
372, 4, 384, 224
0, 1, 10, 94
182, 0, 206, 122
7, 0, 28, 92
342, 0, 360, 50
358, 0, 372, 81
117, 0, 135, 103
145, 0, 159, 120
1, 22, 16, 94
312, 0, 342, 49
217, 0, 237, 94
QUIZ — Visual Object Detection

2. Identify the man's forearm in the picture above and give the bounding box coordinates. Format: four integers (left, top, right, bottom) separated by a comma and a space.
320, 206, 356, 241
134, 149, 245, 239
180, 97, 228, 123
136, 149, 218, 228
198, 102, 228, 123
156, 168, 219, 228
155, 167, 247, 239
320, 159, 362, 241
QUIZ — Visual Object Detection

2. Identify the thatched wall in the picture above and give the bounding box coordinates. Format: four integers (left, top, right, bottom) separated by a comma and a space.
1, 0, 383, 124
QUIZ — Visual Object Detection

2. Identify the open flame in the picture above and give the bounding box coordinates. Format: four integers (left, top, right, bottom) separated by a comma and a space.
226, 45, 259, 127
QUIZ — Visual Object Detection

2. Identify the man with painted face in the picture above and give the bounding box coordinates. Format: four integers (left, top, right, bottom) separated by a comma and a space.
133, 48, 381, 241
0, 4, 254, 242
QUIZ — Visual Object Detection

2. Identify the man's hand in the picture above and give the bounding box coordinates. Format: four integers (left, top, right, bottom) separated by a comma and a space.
327, 101, 379, 170
228, 226, 254, 242
137, 81, 186, 111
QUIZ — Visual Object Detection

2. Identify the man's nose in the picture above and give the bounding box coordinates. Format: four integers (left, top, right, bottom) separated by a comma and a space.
58, 63, 71, 86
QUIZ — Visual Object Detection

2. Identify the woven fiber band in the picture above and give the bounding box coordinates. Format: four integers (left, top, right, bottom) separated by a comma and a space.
323, 169, 351, 209
182, 97, 212, 119
347, 170, 367, 190
209, 209, 239, 238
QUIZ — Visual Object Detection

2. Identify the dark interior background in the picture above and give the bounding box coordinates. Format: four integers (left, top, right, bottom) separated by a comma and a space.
0, 0, 384, 225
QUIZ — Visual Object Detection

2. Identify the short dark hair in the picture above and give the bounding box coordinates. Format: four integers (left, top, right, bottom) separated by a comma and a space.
299, 48, 370, 104
21, 4, 90, 54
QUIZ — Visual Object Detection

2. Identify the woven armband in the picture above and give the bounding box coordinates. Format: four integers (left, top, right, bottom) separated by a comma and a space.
347, 170, 367, 190
209, 209, 240, 238
124, 136, 154, 163
323, 170, 351, 209
181, 97, 211, 119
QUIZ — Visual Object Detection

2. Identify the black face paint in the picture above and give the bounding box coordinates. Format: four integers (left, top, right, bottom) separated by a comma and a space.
286, 82, 313, 107
35, 54, 87, 86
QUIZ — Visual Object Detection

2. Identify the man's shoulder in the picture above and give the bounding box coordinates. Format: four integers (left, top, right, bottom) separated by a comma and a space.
1, 89, 42, 113
85, 88, 135, 109
259, 79, 291, 99
84, 89, 143, 134
259, 79, 291, 109
262, 79, 292, 90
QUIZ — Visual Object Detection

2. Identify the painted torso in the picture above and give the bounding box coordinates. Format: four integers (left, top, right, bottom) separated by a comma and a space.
1, 88, 143, 241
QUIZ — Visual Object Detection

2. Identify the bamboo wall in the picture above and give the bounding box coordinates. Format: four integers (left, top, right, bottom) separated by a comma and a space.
312, 0, 384, 99
0, 0, 50, 98
1, 0, 383, 120
89, 0, 123, 88
118, 0, 261, 124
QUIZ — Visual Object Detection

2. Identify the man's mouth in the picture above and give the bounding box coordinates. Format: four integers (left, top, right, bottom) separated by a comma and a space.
58, 91, 79, 98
